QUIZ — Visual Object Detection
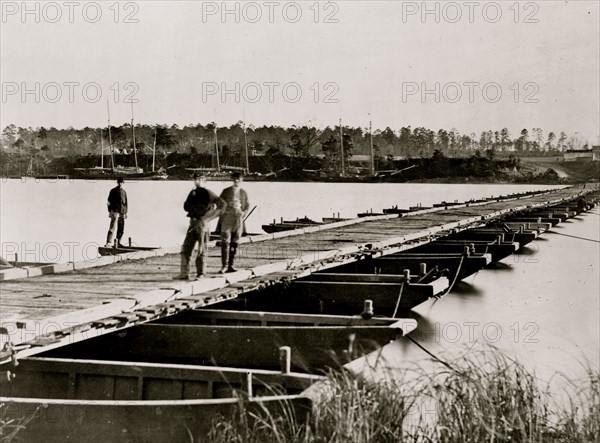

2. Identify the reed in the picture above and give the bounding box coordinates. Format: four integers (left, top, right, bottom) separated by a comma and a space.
0, 403, 39, 443
207, 348, 600, 443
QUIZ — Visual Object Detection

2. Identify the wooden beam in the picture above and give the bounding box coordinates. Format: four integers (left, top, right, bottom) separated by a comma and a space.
166, 308, 415, 328
301, 273, 410, 283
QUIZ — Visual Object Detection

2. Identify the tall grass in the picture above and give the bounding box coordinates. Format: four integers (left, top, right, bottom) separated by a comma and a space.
207, 349, 600, 443
0, 403, 39, 443
548, 368, 600, 443
412, 350, 550, 442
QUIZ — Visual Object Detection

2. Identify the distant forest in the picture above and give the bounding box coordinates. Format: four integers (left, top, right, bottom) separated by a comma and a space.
0, 122, 590, 178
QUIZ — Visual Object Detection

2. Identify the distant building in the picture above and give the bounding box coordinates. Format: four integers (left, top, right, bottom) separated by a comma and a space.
563, 149, 598, 162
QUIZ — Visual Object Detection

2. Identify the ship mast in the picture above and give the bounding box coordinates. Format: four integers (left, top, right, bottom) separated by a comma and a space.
369, 116, 375, 175
213, 109, 220, 171
107, 99, 114, 170
243, 113, 249, 174
152, 127, 157, 172
100, 128, 104, 169
131, 102, 139, 171
339, 118, 345, 176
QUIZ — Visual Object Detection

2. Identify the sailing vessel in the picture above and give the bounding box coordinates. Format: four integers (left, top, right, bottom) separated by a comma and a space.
185, 118, 268, 181
72, 103, 167, 180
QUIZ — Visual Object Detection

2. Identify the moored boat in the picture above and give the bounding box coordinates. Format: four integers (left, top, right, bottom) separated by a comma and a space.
0, 395, 310, 443
98, 245, 160, 256
262, 217, 323, 233
40, 321, 409, 373
72, 166, 168, 180
332, 250, 491, 285
410, 240, 518, 265
0, 356, 314, 442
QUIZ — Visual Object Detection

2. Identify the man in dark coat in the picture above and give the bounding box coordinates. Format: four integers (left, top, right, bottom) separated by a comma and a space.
175, 172, 225, 280
105, 177, 128, 247
218, 172, 250, 273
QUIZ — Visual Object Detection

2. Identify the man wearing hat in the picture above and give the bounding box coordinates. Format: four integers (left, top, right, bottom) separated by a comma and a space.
175, 172, 225, 280
105, 177, 128, 248
218, 172, 250, 273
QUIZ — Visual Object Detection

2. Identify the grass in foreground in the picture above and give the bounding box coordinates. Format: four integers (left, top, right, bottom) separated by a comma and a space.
0, 403, 39, 443
207, 349, 600, 443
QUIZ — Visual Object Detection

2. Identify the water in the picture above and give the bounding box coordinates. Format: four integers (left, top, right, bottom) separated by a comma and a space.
0, 179, 561, 263
362, 209, 600, 385
1, 179, 598, 383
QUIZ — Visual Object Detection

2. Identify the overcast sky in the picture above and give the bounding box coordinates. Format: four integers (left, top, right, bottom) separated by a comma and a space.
1, 1, 599, 143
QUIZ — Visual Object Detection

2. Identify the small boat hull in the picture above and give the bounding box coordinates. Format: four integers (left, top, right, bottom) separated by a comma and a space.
288, 278, 449, 315
447, 230, 536, 248
410, 241, 517, 265
333, 253, 490, 283
0, 394, 311, 443
98, 245, 160, 256
0, 355, 315, 442
41, 323, 405, 372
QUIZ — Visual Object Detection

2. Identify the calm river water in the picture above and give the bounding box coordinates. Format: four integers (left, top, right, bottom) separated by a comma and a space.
1, 179, 598, 383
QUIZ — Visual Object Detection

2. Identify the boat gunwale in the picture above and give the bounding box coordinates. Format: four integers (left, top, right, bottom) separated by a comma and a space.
0, 393, 308, 406
12, 356, 323, 381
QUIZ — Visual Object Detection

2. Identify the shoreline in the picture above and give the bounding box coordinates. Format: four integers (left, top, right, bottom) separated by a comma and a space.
1, 175, 584, 185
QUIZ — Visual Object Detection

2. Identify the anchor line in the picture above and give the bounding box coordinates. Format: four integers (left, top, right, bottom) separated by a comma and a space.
438, 253, 465, 298
417, 266, 439, 283
392, 282, 405, 318
405, 335, 455, 371
548, 231, 600, 243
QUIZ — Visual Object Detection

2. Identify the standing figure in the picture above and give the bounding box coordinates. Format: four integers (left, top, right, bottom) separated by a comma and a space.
218, 172, 250, 273
105, 177, 128, 247
175, 173, 224, 280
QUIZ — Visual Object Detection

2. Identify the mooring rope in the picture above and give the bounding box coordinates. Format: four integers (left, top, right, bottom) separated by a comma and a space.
439, 253, 466, 297
405, 335, 455, 371
416, 266, 439, 284
392, 281, 405, 318
548, 231, 600, 243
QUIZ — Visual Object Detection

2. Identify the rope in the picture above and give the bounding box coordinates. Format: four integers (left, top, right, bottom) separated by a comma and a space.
416, 265, 439, 283
392, 282, 405, 318
438, 253, 466, 298
405, 335, 455, 371
548, 231, 600, 243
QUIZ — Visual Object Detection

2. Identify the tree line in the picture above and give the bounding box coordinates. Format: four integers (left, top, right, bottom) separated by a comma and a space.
0, 122, 589, 177
1, 123, 588, 157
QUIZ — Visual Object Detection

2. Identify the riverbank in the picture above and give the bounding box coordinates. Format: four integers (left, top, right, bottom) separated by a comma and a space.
4, 151, 597, 184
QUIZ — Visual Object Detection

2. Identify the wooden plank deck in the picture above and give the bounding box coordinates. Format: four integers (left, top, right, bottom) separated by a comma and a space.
0, 185, 594, 362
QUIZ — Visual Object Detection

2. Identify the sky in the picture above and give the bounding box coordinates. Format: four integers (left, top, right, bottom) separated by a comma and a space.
1, 0, 599, 144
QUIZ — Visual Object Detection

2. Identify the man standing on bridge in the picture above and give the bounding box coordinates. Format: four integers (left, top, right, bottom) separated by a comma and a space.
175, 172, 225, 280
218, 172, 250, 273
105, 177, 128, 248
